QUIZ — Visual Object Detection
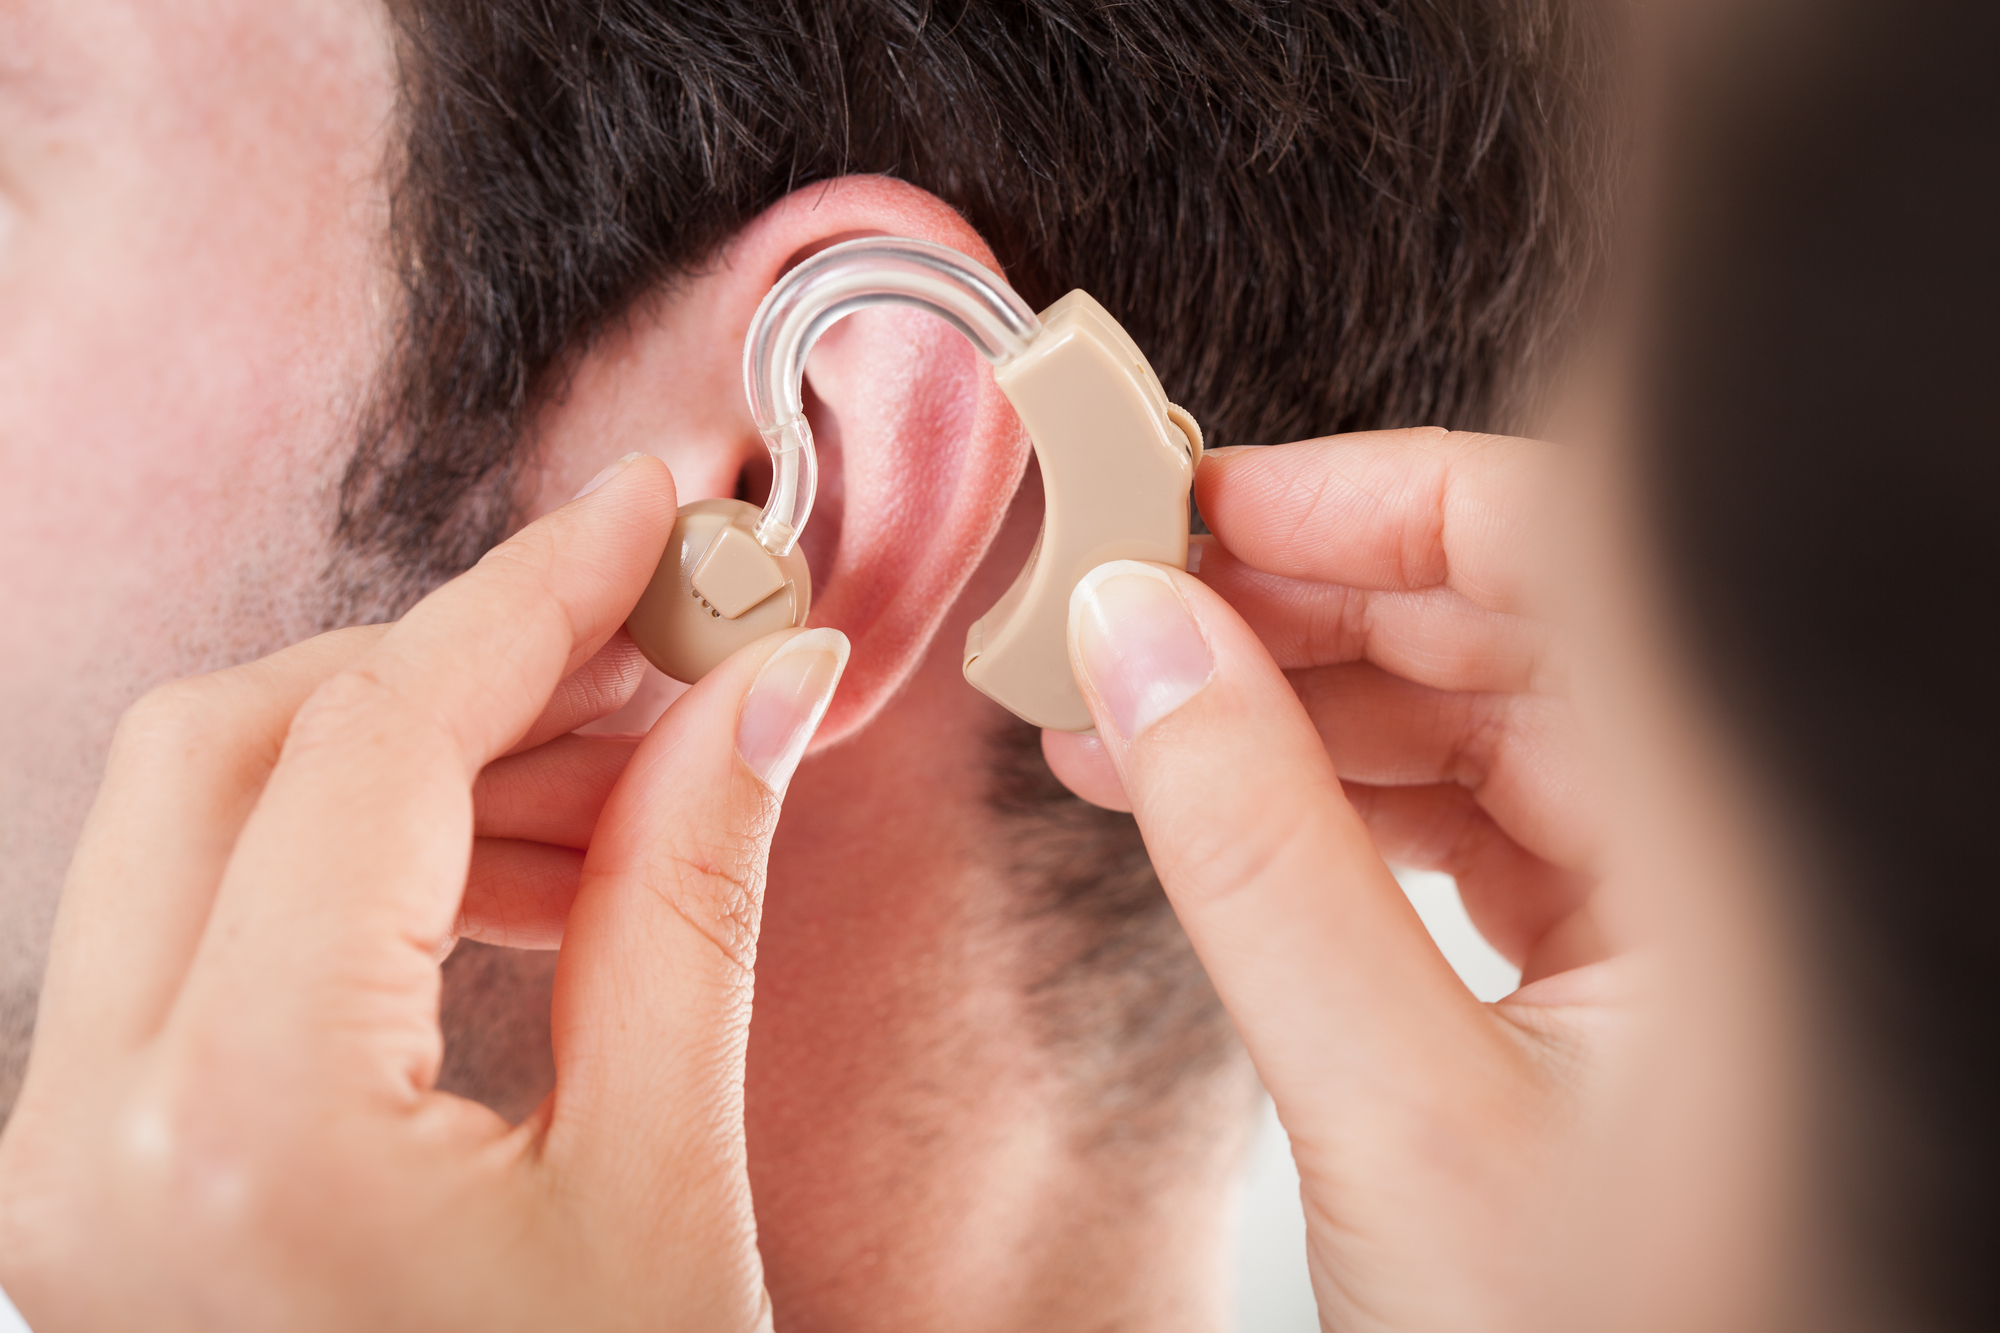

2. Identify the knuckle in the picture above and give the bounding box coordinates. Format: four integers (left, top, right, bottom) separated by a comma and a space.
11, 1083, 272, 1267
0, 1128, 78, 1280
284, 668, 393, 751
1331, 584, 1373, 660
1290, 585, 1372, 667
1438, 790, 1500, 873
119, 1053, 357, 1248
285, 666, 435, 760
1449, 692, 1509, 790
115, 674, 237, 753
645, 826, 770, 971
1401, 461, 1453, 591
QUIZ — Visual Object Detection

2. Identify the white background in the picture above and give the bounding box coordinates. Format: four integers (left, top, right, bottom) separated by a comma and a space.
1230, 870, 1520, 1332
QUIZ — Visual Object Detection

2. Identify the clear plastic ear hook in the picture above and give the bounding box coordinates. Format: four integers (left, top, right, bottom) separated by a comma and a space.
743, 237, 1043, 557
624, 232, 1195, 724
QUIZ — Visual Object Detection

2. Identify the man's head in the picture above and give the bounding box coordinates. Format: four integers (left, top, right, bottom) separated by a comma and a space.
1, 0, 1600, 1323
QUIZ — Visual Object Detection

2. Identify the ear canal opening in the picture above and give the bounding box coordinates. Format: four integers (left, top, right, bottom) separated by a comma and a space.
741, 237, 1042, 557
734, 451, 774, 508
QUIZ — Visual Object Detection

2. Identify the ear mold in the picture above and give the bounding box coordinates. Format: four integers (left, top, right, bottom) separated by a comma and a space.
626, 499, 812, 685
623, 237, 1200, 732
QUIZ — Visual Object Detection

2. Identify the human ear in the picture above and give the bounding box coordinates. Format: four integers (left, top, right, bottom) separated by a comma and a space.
524, 176, 1030, 747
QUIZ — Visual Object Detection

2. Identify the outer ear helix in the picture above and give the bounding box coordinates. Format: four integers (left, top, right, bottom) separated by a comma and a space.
623, 237, 1200, 733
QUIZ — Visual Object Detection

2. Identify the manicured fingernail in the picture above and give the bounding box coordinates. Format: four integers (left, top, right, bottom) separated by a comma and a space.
1070, 561, 1214, 742
571, 452, 644, 500
737, 628, 849, 791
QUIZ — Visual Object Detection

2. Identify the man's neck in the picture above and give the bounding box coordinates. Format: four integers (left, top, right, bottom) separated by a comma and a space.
745, 644, 1256, 1331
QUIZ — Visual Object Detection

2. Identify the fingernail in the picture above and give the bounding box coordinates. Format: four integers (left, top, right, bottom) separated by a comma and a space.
571, 452, 645, 501
737, 628, 849, 791
1070, 561, 1214, 742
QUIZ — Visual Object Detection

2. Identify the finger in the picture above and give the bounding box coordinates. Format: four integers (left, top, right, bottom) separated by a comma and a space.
175, 455, 677, 1092
1192, 537, 1562, 696
473, 733, 640, 849
457, 733, 646, 949
503, 630, 649, 757
1341, 782, 1592, 969
1289, 661, 1597, 872
1194, 429, 1555, 614
47, 634, 643, 1062
457, 839, 585, 950
1044, 733, 1595, 968
543, 627, 847, 1240
32, 626, 387, 1064
1044, 653, 1596, 862
1039, 728, 1131, 812
1067, 561, 1506, 1127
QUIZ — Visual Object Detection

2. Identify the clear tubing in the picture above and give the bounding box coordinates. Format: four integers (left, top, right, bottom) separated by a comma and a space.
743, 237, 1042, 556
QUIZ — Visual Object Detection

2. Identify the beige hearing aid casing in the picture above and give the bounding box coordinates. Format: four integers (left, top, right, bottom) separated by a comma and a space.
624, 291, 1197, 733
626, 498, 811, 684
964, 291, 1201, 731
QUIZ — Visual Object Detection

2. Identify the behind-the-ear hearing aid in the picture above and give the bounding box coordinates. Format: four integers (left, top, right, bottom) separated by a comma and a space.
624, 236, 1202, 732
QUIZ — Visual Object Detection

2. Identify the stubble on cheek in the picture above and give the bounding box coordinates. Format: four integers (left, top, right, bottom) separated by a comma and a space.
0, 0, 410, 1121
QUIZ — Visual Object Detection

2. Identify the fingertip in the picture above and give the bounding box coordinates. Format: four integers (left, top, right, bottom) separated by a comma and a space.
623, 451, 679, 511
1041, 728, 1133, 812
1068, 560, 1217, 746
568, 450, 678, 510
553, 452, 681, 570
736, 627, 849, 793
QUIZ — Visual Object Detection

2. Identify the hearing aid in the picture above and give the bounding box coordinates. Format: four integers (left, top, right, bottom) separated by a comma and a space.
623, 236, 1202, 732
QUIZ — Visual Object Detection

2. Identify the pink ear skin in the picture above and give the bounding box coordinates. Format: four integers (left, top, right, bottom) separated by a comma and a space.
526, 176, 1030, 750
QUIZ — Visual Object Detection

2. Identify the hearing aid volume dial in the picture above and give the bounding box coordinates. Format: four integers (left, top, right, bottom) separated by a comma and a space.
626, 498, 813, 684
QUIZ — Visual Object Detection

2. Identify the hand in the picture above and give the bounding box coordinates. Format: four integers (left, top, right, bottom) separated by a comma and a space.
0, 455, 849, 1332
1047, 428, 1603, 981
1056, 429, 1624, 1329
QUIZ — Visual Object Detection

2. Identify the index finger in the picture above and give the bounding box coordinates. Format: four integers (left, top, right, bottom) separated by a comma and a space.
173, 455, 677, 1092
1195, 429, 1555, 615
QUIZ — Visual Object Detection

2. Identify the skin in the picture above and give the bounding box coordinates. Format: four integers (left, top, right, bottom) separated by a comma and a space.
0, 0, 397, 1088
0, 1, 1815, 1330
0, 425, 1815, 1331
0, 3, 1246, 1326
0, 458, 847, 1331
1062, 432, 1812, 1330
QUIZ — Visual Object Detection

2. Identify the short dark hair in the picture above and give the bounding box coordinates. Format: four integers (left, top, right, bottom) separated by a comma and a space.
348, 0, 1607, 1124
344, 0, 1603, 589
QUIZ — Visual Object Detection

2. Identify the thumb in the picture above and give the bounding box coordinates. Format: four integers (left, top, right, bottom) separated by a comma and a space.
1065, 562, 1495, 1132
540, 627, 847, 1299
